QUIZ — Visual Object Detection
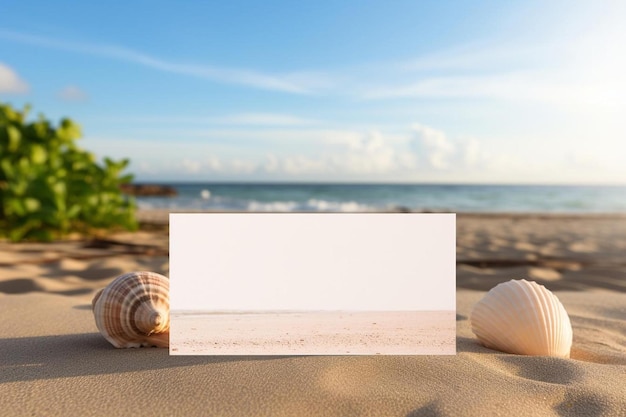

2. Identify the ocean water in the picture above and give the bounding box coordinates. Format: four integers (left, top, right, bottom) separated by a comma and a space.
135, 183, 626, 213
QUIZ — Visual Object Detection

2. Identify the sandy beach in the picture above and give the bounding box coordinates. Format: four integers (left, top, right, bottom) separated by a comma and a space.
1, 211, 625, 416
171, 310, 455, 355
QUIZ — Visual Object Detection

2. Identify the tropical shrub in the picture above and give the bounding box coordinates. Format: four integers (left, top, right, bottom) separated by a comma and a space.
0, 103, 137, 241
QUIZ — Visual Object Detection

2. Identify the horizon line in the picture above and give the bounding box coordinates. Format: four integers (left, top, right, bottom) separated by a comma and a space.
126, 180, 626, 187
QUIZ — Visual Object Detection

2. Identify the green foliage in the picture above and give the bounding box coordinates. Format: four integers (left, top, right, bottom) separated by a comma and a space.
0, 103, 137, 241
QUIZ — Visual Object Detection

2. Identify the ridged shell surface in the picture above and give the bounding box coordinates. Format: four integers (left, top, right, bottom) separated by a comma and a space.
470, 279, 572, 358
92, 271, 169, 348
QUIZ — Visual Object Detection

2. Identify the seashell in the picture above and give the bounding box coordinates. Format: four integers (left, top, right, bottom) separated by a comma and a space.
92, 271, 169, 348
470, 279, 572, 358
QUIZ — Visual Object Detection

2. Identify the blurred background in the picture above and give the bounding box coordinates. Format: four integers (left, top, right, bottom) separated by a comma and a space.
2, 0, 625, 214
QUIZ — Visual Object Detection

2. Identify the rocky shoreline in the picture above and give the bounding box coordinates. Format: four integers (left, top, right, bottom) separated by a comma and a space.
120, 184, 177, 197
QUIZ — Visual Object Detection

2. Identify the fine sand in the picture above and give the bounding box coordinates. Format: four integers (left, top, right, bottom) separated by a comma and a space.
1, 212, 625, 416
171, 310, 455, 355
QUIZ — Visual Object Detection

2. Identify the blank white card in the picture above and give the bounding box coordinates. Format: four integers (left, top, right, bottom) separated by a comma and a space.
169, 213, 456, 355
170, 213, 455, 311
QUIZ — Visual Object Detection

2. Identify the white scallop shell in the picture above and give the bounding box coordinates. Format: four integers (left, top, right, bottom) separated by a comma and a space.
470, 279, 572, 358
92, 271, 169, 348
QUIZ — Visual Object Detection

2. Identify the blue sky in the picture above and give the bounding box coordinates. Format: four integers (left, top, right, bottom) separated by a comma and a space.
1, 0, 625, 183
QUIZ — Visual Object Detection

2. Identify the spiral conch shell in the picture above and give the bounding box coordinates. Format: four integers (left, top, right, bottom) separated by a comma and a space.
470, 279, 572, 358
92, 271, 169, 348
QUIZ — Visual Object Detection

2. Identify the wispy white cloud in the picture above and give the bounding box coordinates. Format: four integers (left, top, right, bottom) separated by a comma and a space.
84, 117, 626, 183
123, 127, 374, 144
181, 158, 202, 173
82, 113, 321, 126
0, 30, 330, 94
322, 131, 417, 174
0, 62, 28, 93
88, 123, 481, 175
359, 9, 626, 110
57, 85, 88, 102
361, 72, 616, 108
461, 138, 484, 168
407, 124, 502, 174
86, 128, 419, 178
212, 113, 320, 126
397, 40, 554, 73
411, 124, 455, 169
